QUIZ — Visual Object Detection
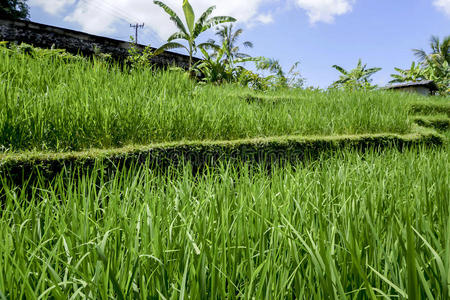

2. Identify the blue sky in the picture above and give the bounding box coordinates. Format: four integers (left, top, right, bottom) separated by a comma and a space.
29, 0, 449, 88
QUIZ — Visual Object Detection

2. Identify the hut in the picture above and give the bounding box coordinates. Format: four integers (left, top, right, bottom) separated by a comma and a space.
386, 80, 439, 96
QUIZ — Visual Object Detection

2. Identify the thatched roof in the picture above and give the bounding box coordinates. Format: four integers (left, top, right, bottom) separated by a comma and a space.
386, 80, 439, 91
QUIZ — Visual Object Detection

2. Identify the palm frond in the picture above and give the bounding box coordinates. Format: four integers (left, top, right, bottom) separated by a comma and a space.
182, 0, 196, 34
441, 36, 450, 63
235, 53, 251, 59
243, 41, 254, 49
197, 42, 220, 52
288, 61, 301, 74
155, 42, 187, 55
365, 67, 382, 75
413, 48, 428, 63
153, 1, 188, 36
215, 25, 228, 39
193, 6, 216, 38
167, 32, 189, 42
231, 28, 243, 44
203, 16, 236, 31
430, 35, 440, 53
332, 65, 348, 75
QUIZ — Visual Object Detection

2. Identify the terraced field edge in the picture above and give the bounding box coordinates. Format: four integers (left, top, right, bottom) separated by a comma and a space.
0, 129, 443, 180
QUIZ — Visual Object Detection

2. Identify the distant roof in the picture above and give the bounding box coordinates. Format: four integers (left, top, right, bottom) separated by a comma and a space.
386, 80, 439, 91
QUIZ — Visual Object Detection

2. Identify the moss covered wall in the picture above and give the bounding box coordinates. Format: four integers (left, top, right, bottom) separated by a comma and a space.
0, 18, 198, 68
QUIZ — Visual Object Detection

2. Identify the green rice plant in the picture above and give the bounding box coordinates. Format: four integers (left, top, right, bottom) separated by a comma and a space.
412, 115, 450, 131
0, 147, 448, 298
0, 47, 423, 152
0, 129, 444, 185
410, 101, 450, 117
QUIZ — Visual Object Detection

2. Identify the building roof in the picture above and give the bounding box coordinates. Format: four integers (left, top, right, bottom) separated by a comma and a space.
386, 80, 439, 91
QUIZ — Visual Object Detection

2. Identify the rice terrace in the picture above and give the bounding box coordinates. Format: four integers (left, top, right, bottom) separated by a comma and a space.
0, 0, 449, 299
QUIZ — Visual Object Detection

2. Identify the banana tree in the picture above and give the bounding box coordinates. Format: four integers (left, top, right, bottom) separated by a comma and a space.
330, 59, 381, 90
195, 42, 258, 84
154, 0, 236, 70
389, 62, 427, 84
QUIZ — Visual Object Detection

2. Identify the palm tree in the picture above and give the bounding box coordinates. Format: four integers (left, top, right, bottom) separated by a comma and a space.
214, 24, 253, 62
413, 35, 450, 65
412, 36, 450, 95
153, 0, 236, 70
331, 59, 381, 90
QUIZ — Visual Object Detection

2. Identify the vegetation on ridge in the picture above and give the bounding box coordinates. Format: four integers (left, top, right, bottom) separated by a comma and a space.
0, 45, 422, 153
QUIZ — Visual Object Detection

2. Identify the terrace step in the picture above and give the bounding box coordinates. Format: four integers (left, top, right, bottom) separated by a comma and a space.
0, 128, 444, 184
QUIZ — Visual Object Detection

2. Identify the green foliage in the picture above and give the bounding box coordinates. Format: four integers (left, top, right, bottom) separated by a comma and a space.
413, 35, 450, 66
1, 128, 442, 175
0, 148, 448, 298
412, 115, 450, 131
237, 68, 272, 90
389, 61, 427, 84
92, 45, 113, 63
424, 60, 450, 95
194, 45, 234, 84
330, 59, 381, 91
3, 41, 85, 62
407, 35, 450, 95
0, 0, 29, 20
409, 101, 450, 117
213, 24, 254, 62
254, 58, 305, 90
0, 44, 430, 153
194, 41, 259, 85
153, 0, 236, 69
126, 37, 157, 69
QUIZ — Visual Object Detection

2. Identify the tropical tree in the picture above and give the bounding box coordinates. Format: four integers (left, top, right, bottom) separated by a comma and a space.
413, 35, 450, 65
411, 35, 450, 95
213, 24, 253, 62
330, 59, 381, 90
255, 58, 305, 89
389, 61, 427, 84
0, 0, 29, 20
194, 42, 259, 85
195, 45, 234, 84
153, 0, 236, 70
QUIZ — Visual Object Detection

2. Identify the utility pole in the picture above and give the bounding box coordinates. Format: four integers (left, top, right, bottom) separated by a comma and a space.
130, 23, 144, 44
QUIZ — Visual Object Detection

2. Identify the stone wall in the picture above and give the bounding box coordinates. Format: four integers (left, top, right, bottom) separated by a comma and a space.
0, 18, 198, 68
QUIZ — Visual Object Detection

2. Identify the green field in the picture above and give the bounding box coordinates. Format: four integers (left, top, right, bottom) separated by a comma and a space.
0, 46, 449, 299
1, 148, 449, 298
2, 47, 446, 153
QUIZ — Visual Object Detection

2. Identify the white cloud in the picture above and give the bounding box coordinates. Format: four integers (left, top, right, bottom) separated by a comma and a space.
294, 0, 354, 23
433, 0, 450, 17
32, 0, 268, 38
256, 13, 274, 24
29, 0, 75, 15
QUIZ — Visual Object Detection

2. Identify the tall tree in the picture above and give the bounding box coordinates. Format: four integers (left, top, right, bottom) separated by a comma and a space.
214, 24, 253, 62
413, 35, 450, 65
330, 59, 381, 90
0, 0, 29, 20
411, 35, 450, 95
153, 0, 235, 70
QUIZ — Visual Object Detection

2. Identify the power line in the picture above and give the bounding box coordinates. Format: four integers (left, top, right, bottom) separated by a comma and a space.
96, 0, 138, 23
130, 23, 144, 44
79, 0, 134, 23
76, 0, 162, 45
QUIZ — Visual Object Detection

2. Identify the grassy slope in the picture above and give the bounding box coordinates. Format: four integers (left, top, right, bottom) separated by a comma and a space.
1, 48, 441, 153
1, 148, 448, 298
